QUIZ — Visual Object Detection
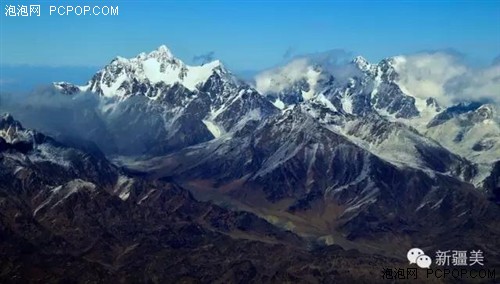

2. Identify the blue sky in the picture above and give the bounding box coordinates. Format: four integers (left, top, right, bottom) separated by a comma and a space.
1, 0, 499, 80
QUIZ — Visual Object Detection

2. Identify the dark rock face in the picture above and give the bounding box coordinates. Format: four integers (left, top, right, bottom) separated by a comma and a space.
0, 115, 414, 283
484, 160, 500, 204
423, 102, 500, 164
102, 93, 214, 156
54, 59, 279, 157
372, 82, 419, 118
426, 97, 441, 111
142, 107, 500, 267
54, 82, 81, 95
472, 140, 495, 152
264, 78, 308, 106
200, 72, 279, 131
427, 102, 483, 128
263, 56, 424, 119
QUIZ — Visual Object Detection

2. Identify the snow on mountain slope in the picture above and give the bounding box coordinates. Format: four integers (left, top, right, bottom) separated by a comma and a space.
255, 58, 320, 98
424, 103, 500, 164
370, 56, 500, 167
255, 54, 441, 122
20, 48, 500, 260
339, 117, 475, 179
346, 55, 444, 121
0, 112, 129, 209
255, 58, 322, 109
52, 46, 278, 156
202, 119, 224, 138
252, 55, 473, 178
133, 103, 500, 252
64, 45, 223, 98
0, 113, 119, 185
254, 54, 499, 171
49, 46, 498, 183
292, 99, 476, 182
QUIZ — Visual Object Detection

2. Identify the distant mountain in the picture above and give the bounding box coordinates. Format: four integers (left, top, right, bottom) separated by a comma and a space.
54, 46, 499, 169
424, 103, 500, 164
55, 46, 277, 156
255, 55, 440, 120
47, 45, 500, 269
253, 53, 499, 177
3, 113, 500, 282
2, 113, 379, 282
133, 101, 497, 254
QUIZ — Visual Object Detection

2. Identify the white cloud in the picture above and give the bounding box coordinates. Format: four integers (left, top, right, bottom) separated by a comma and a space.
255, 58, 311, 94
391, 52, 500, 106
256, 50, 499, 108
254, 49, 357, 95
445, 63, 500, 105
391, 52, 467, 106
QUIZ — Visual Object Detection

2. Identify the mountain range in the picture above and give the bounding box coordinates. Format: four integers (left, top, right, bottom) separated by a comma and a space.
1, 45, 499, 282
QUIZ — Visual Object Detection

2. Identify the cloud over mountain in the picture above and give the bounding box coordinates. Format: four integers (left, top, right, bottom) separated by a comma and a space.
392, 51, 500, 106
192, 51, 215, 64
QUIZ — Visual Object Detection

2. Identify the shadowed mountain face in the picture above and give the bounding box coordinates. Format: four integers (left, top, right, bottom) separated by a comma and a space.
48, 46, 278, 156
484, 160, 500, 204
134, 106, 500, 262
0, 114, 423, 283
2, 46, 500, 282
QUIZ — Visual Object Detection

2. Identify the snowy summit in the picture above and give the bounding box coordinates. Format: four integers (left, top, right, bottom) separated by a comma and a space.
65, 45, 225, 98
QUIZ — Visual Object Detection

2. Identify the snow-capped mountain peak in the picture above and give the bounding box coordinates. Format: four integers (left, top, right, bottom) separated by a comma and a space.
0, 113, 26, 144
65, 45, 226, 98
147, 44, 174, 58
352, 55, 374, 73
254, 58, 324, 110
113, 45, 180, 71
252, 53, 449, 123
125, 45, 176, 63
349, 55, 444, 120
52, 45, 278, 155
